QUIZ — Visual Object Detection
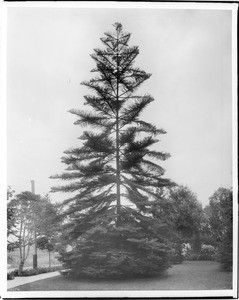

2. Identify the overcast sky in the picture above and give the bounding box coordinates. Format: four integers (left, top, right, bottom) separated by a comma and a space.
6, 5, 233, 206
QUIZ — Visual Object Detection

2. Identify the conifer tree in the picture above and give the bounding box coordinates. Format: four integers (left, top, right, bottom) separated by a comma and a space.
51, 23, 174, 278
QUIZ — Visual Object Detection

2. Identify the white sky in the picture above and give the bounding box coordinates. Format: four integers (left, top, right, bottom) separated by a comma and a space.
6, 6, 233, 207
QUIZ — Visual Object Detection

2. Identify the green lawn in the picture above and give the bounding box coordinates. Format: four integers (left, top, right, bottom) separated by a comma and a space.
8, 246, 60, 268
9, 261, 232, 291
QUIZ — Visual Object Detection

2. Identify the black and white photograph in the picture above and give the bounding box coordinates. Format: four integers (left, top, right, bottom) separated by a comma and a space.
1, 1, 238, 298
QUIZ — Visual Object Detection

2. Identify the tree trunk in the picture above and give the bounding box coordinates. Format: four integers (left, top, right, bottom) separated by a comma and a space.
115, 31, 121, 225
18, 260, 24, 276
116, 111, 121, 223
48, 251, 51, 268
192, 231, 202, 253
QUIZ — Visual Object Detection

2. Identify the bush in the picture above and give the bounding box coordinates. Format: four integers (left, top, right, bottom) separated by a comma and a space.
58, 224, 173, 279
9, 265, 63, 277
61, 249, 171, 279
186, 253, 200, 261
171, 244, 184, 264
182, 243, 192, 258
185, 244, 217, 261
199, 244, 217, 260
7, 271, 15, 280
59, 269, 71, 277
22, 266, 63, 276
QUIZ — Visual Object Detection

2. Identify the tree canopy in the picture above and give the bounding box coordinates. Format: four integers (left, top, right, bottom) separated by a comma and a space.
205, 187, 233, 270
7, 186, 16, 238
7, 190, 60, 273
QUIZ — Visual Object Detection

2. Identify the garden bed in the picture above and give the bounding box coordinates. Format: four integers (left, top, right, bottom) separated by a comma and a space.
7, 265, 63, 280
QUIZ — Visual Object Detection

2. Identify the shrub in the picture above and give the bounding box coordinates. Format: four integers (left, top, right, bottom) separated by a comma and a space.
182, 243, 192, 257
185, 252, 200, 261
185, 244, 217, 261
22, 266, 63, 276
171, 244, 184, 264
59, 269, 71, 277
7, 271, 15, 280
199, 244, 217, 260
9, 265, 63, 277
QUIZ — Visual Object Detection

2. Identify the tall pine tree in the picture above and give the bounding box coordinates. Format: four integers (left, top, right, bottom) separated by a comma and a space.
51, 23, 174, 278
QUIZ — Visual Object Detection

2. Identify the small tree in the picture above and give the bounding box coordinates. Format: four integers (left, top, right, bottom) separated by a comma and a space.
7, 186, 20, 264
153, 186, 204, 260
7, 186, 18, 255
200, 205, 217, 247
7, 186, 16, 237
51, 23, 174, 278
170, 186, 203, 252
35, 199, 61, 267
207, 187, 233, 270
36, 236, 55, 268
9, 191, 42, 274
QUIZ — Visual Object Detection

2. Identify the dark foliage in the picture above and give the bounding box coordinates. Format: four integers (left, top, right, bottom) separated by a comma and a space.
206, 188, 233, 271
152, 186, 204, 262
8, 266, 63, 278
51, 23, 174, 278
36, 236, 55, 252
7, 186, 17, 237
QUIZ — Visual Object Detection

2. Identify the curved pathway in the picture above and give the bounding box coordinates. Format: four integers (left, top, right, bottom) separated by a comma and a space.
7, 271, 59, 289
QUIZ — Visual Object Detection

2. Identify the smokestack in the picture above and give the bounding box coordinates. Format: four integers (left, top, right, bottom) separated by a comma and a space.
31, 180, 37, 268
30, 180, 35, 194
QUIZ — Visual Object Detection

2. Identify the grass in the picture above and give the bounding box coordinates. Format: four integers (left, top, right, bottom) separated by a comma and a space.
9, 261, 232, 291
8, 246, 60, 269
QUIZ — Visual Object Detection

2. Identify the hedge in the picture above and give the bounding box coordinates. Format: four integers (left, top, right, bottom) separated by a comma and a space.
7, 265, 63, 279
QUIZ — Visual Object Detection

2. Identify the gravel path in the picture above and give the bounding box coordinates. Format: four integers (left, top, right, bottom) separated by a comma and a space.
8, 261, 232, 291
